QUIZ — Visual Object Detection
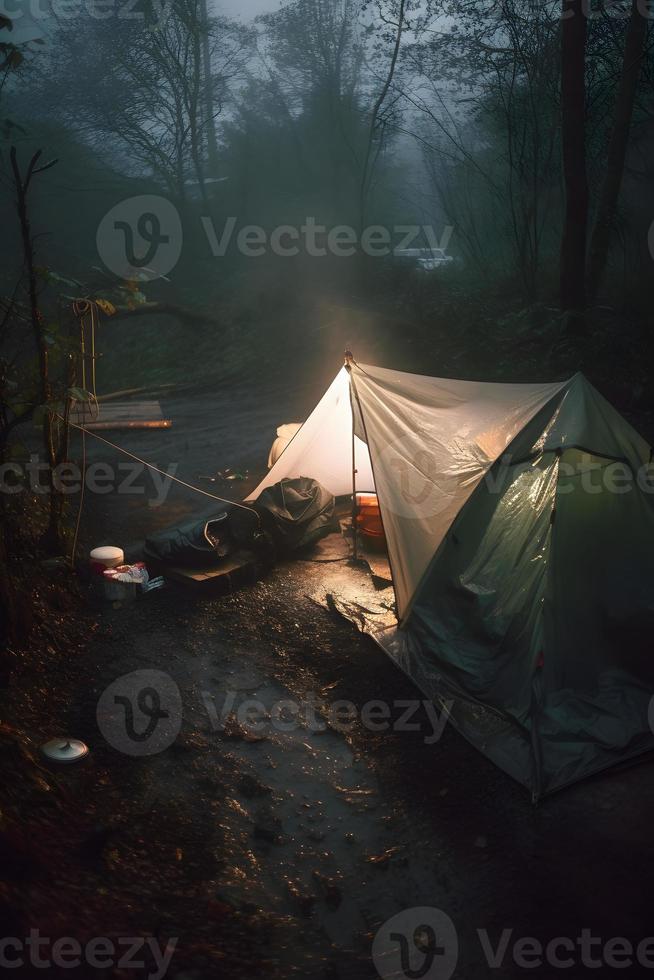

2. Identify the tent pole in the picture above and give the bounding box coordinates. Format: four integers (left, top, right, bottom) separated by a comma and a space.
345, 350, 358, 561
351, 414, 359, 561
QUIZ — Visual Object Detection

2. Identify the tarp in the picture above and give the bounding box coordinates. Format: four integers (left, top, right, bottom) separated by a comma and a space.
349, 364, 568, 620
248, 368, 374, 500
248, 363, 654, 796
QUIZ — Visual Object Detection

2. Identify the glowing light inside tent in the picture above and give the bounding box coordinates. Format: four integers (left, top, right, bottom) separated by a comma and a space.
247, 367, 374, 500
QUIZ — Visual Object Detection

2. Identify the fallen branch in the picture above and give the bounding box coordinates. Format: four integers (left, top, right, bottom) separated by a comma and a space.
111, 302, 215, 327
97, 383, 184, 402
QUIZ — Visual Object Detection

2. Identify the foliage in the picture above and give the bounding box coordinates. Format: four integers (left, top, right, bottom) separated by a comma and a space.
20, 0, 254, 202
1, 0, 653, 367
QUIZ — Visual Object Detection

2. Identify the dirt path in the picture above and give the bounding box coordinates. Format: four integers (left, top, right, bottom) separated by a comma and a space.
3, 381, 654, 979
5, 547, 654, 979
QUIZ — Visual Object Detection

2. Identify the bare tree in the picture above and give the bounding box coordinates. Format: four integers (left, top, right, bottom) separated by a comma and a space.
255, 0, 366, 213
28, 1, 253, 203
587, 0, 649, 301
359, 0, 409, 230
8, 147, 67, 552
560, 0, 589, 318
405, 1, 562, 298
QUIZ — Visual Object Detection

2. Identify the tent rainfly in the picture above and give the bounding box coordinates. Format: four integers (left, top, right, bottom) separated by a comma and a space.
247, 361, 654, 798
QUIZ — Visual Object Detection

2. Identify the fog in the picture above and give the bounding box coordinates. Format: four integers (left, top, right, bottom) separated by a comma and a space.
2, 0, 653, 411
217, 0, 281, 17
2, 3, 654, 974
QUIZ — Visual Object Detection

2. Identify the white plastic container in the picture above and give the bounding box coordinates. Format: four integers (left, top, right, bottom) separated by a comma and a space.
90, 546, 125, 573
90, 547, 125, 597
103, 569, 137, 603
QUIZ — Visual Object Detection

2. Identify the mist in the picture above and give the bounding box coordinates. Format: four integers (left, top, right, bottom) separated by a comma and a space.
218, 0, 281, 17
2, 2, 654, 975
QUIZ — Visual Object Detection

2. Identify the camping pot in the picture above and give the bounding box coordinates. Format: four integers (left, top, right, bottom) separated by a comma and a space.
356, 493, 386, 551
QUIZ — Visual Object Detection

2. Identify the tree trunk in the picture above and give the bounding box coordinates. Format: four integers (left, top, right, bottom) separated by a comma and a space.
199, 0, 219, 175
358, 0, 407, 234
0, 499, 15, 666
587, 0, 647, 302
10, 148, 64, 553
560, 0, 589, 318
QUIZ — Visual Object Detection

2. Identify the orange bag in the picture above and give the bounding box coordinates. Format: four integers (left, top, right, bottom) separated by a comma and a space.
356, 493, 387, 551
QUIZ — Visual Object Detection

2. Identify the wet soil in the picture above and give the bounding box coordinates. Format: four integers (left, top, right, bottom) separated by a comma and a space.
2, 378, 654, 979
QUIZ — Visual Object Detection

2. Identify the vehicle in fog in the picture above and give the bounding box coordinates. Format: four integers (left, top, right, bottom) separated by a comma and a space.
392, 246, 454, 271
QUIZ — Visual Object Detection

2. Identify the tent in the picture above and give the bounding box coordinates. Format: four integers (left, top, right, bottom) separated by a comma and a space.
248, 361, 654, 798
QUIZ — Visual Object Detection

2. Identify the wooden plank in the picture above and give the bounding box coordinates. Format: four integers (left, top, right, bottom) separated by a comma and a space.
145, 549, 262, 594
81, 420, 172, 431
98, 384, 181, 403
99, 404, 162, 419
71, 401, 164, 421
70, 399, 172, 430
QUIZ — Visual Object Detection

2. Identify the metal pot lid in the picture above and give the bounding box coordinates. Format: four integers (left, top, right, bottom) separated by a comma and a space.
40, 738, 90, 763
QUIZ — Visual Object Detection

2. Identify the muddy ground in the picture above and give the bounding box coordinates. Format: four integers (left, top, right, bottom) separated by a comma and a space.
2, 376, 654, 979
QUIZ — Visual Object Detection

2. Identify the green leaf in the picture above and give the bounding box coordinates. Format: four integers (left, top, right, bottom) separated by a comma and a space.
68, 387, 93, 403
95, 298, 117, 316
36, 268, 83, 289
